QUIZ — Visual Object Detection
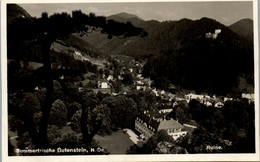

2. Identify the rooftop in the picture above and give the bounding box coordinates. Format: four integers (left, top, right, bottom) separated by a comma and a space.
137, 113, 185, 132
158, 119, 185, 130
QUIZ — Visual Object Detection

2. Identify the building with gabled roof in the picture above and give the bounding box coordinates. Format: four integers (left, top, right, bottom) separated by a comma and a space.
135, 111, 187, 141
92, 80, 112, 94
242, 93, 254, 103
158, 119, 184, 131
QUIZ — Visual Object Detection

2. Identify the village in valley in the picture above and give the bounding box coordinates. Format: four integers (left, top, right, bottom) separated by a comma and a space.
71, 49, 254, 143
9, 44, 254, 154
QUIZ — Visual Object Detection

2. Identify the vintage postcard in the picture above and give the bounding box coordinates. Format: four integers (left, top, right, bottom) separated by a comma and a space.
1, 0, 259, 161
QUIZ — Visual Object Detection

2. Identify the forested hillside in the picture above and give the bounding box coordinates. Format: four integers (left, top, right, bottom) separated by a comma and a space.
84, 14, 254, 95
142, 18, 254, 95
7, 4, 104, 61
229, 18, 253, 41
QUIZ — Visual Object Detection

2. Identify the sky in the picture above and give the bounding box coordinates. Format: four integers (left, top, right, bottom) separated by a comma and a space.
19, 1, 253, 26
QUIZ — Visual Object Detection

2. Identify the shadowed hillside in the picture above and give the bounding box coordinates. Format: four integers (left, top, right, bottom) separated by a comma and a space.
142, 18, 254, 95
229, 18, 253, 41
76, 13, 254, 95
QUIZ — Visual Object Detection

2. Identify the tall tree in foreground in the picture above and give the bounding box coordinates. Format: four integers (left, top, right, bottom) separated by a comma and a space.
7, 4, 147, 148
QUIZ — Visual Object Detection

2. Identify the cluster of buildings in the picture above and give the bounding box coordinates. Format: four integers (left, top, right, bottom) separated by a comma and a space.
151, 87, 255, 109
135, 77, 152, 91
91, 58, 151, 94
242, 93, 255, 103
73, 51, 89, 62
135, 110, 190, 141
205, 29, 221, 39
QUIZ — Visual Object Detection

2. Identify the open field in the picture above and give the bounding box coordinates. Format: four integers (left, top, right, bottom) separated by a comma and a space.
94, 130, 134, 154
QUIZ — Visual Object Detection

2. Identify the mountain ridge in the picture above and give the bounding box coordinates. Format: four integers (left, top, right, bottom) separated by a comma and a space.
141, 17, 254, 94
107, 12, 146, 27
108, 12, 143, 20
7, 5, 254, 95
229, 18, 253, 41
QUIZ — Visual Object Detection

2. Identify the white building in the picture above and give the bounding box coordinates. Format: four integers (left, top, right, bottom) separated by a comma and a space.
242, 93, 255, 103
107, 75, 114, 81
215, 102, 224, 108
73, 51, 89, 61
152, 89, 160, 97
135, 114, 187, 141
185, 93, 210, 103
224, 97, 233, 102
159, 109, 173, 114
205, 29, 221, 39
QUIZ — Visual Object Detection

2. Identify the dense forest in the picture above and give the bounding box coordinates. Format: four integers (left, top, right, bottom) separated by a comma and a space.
82, 15, 254, 95
142, 18, 254, 95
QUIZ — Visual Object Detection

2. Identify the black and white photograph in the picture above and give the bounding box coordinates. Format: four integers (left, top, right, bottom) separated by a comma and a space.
1, 0, 259, 161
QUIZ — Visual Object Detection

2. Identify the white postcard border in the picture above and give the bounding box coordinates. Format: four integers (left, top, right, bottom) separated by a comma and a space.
1, 0, 259, 161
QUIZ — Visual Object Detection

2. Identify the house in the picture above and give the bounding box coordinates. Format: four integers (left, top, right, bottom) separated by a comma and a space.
135, 80, 146, 90
73, 51, 89, 61
34, 86, 39, 91
135, 112, 187, 141
167, 84, 177, 93
107, 75, 114, 81
136, 80, 144, 85
160, 92, 170, 100
174, 93, 186, 101
118, 75, 124, 80
143, 78, 152, 87
152, 89, 160, 97
183, 123, 197, 129
98, 81, 109, 88
129, 68, 133, 73
204, 101, 213, 107
224, 97, 233, 102
159, 109, 173, 114
137, 74, 144, 80
74, 51, 83, 61
83, 57, 89, 61
173, 100, 188, 108
78, 87, 83, 92
205, 32, 212, 38
59, 75, 64, 80
215, 29, 221, 34
163, 120, 187, 140
215, 102, 224, 108
167, 93, 176, 101
93, 81, 112, 94
112, 92, 119, 96
160, 90, 166, 95
185, 93, 210, 104
136, 85, 146, 91
242, 93, 254, 103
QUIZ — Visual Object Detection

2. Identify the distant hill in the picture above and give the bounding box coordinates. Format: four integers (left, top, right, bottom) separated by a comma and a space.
229, 18, 253, 41
63, 34, 103, 58
107, 12, 145, 26
108, 12, 142, 20
83, 12, 161, 59
79, 12, 151, 57
7, 4, 31, 24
